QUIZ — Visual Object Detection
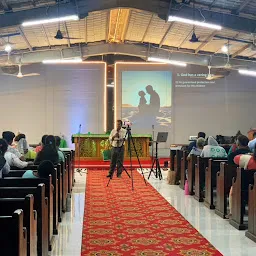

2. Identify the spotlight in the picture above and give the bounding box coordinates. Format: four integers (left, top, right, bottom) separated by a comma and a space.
221, 45, 228, 53
4, 44, 12, 53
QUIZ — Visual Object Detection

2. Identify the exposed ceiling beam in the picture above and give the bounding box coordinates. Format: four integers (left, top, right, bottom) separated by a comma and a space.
209, 0, 217, 9
159, 22, 174, 48
177, 28, 194, 49
18, 26, 33, 51
41, 25, 51, 49
233, 0, 251, 14
195, 31, 217, 54
2, 42, 256, 70
63, 22, 71, 47
1, 0, 12, 12
121, 9, 131, 42
231, 43, 251, 58
141, 14, 154, 43
105, 10, 110, 42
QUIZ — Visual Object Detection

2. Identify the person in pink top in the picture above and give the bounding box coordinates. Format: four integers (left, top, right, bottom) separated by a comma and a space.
227, 144, 256, 218
35, 135, 48, 153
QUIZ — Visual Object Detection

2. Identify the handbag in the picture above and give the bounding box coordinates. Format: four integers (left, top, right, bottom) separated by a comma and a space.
167, 169, 176, 185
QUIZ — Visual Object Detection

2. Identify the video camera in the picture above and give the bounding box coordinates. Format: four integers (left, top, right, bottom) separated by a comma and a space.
123, 120, 132, 129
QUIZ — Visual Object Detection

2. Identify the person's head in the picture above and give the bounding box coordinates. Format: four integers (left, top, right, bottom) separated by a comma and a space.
253, 132, 256, 139
14, 133, 26, 142
116, 120, 122, 130
37, 160, 54, 178
196, 137, 205, 149
45, 135, 56, 148
138, 91, 146, 97
2, 131, 15, 145
236, 135, 249, 148
0, 139, 8, 156
55, 136, 61, 148
41, 135, 48, 146
208, 136, 219, 146
198, 132, 206, 139
146, 85, 153, 94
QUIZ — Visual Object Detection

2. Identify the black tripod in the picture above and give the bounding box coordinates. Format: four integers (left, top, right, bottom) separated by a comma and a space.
148, 141, 163, 180
107, 126, 147, 190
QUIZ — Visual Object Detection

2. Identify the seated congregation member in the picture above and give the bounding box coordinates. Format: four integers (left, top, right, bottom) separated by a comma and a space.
200, 136, 227, 158
228, 130, 242, 154
227, 144, 256, 218
2, 131, 25, 161
0, 139, 10, 178
228, 135, 250, 165
22, 160, 54, 179
15, 133, 37, 160
187, 137, 205, 161
34, 135, 59, 165
35, 134, 48, 153
55, 136, 65, 163
188, 132, 206, 151
248, 131, 256, 153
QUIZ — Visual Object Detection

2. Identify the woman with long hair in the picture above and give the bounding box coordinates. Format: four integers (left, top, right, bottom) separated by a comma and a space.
0, 139, 10, 178
34, 135, 59, 165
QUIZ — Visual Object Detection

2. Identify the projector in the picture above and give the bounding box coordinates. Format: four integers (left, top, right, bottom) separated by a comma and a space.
189, 136, 197, 141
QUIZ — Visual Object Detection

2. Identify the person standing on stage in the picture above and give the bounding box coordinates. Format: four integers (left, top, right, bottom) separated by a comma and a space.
106, 120, 126, 178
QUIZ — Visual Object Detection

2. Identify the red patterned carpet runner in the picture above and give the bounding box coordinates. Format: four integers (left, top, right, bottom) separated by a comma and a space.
81, 170, 223, 256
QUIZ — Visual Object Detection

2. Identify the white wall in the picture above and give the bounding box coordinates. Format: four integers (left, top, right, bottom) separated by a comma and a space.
0, 62, 106, 146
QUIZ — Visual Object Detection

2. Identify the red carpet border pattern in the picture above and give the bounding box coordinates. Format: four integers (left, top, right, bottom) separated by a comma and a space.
81, 170, 223, 256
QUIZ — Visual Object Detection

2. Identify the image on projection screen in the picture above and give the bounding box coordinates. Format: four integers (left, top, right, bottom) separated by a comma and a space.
122, 71, 172, 131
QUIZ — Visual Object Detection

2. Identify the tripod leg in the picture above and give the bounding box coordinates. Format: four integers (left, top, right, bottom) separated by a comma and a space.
129, 133, 147, 185
156, 159, 163, 180
148, 158, 156, 179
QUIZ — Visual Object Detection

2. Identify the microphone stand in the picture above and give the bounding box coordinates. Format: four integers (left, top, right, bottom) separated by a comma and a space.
76, 124, 86, 175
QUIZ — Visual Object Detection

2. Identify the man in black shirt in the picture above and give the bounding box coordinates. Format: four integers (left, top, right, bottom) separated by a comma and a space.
188, 132, 206, 151
228, 135, 251, 164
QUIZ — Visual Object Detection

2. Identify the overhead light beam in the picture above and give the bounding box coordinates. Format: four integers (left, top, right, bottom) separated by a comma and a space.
148, 57, 187, 67
239, 69, 256, 77
42, 58, 82, 64
168, 16, 222, 30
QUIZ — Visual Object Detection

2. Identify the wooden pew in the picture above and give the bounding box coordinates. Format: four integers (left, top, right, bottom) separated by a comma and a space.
229, 168, 256, 230
174, 150, 182, 185
0, 177, 54, 251
9, 165, 60, 236
71, 150, 75, 187
0, 195, 37, 256
180, 151, 188, 190
215, 162, 237, 218
187, 154, 197, 195
204, 159, 227, 209
0, 184, 48, 256
246, 173, 256, 242
0, 209, 27, 256
194, 157, 209, 202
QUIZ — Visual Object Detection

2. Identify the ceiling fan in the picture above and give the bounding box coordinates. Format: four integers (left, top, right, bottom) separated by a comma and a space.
1, 64, 40, 78
205, 66, 225, 80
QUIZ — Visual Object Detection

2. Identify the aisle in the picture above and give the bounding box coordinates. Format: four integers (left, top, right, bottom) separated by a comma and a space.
81, 170, 223, 256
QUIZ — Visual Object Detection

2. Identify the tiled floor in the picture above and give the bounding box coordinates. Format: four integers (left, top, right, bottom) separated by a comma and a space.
51, 169, 256, 256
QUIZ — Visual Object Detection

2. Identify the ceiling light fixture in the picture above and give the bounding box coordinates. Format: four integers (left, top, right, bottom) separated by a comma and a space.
42, 58, 83, 64
148, 57, 187, 67
238, 69, 256, 77
168, 16, 222, 30
4, 43, 12, 53
221, 45, 229, 53
22, 15, 79, 27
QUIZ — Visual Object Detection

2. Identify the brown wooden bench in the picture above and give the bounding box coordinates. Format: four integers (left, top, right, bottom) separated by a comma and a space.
180, 151, 188, 190
0, 184, 48, 256
0, 177, 54, 250
246, 173, 256, 242
187, 154, 197, 195
204, 159, 228, 209
0, 195, 37, 256
215, 162, 237, 219
229, 168, 256, 230
0, 209, 27, 256
9, 165, 60, 236
174, 150, 182, 185
63, 151, 73, 193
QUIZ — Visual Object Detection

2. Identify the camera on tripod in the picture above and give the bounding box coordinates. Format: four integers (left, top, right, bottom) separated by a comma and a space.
123, 120, 132, 130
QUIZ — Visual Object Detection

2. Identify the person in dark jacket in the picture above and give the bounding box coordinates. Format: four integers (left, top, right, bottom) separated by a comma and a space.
188, 132, 206, 151
228, 135, 251, 165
